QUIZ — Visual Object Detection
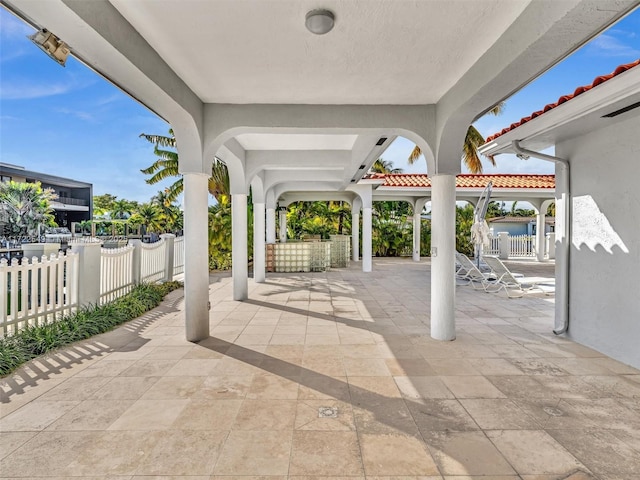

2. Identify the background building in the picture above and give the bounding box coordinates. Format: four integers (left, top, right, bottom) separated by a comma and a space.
0, 163, 93, 228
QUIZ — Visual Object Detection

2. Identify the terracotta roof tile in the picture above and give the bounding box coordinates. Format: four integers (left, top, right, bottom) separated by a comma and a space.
485, 59, 640, 143
366, 173, 554, 189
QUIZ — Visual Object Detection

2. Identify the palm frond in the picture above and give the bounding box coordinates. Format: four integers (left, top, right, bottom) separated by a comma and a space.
164, 179, 184, 204
153, 147, 179, 162
408, 145, 422, 164
145, 168, 182, 185
139, 132, 176, 148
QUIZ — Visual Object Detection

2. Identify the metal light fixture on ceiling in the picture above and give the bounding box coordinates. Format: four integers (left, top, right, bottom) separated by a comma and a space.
28, 29, 70, 66
305, 9, 335, 35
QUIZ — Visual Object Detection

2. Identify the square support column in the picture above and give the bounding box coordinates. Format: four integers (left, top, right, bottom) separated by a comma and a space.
183, 172, 210, 342
253, 202, 266, 283
266, 207, 276, 244
413, 211, 421, 262
362, 206, 372, 272
536, 210, 546, 261
232, 193, 248, 300
279, 208, 287, 243
430, 174, 456, 341
352, 210, 360, 261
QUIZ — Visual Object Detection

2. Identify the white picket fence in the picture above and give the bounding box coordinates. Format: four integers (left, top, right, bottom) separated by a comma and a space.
484, 233, 537, 258
0, 252, 79, 335
100, 245, 134, 304
1, 234, 185, 335
509, 234, 536, 257
173, 236, 185, 276
140, 238, 167, 283
485, 236, 500, 256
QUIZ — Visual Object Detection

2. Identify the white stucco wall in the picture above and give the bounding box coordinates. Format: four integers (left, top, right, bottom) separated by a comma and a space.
556, 112, 640, 368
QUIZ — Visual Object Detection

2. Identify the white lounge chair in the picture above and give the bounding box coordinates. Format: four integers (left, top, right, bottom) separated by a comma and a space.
455, 252, 496, 289
481, 256, 555, 298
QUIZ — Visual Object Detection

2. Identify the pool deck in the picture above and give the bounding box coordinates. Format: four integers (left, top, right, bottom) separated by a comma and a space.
1, 257, 639, 479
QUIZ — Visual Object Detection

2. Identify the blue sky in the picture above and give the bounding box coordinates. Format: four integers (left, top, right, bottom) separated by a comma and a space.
1, 6, 639, 204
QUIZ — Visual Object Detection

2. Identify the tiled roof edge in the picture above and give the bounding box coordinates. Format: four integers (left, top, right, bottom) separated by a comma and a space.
485, 59, 640, 143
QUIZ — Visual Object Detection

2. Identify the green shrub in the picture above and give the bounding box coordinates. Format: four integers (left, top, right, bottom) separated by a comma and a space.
0, 281, 182, 377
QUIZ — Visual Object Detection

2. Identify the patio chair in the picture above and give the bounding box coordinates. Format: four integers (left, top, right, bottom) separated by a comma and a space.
481, 255, 555, 298
455, 252, 496, 289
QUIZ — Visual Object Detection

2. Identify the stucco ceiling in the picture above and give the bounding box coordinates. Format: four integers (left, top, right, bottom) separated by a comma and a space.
236, 133, 358, 150
108, 0, 531, 105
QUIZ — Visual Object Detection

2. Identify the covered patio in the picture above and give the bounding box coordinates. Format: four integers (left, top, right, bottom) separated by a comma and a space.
2, 259, 639, 478
5, 0, 637, 348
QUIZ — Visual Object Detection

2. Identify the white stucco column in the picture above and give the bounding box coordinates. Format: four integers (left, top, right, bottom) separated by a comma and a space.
279, 208, 287, 243
413, 210, 422, 262
253, 202, 266, 283
431, 174, 457, 341
183, 172, 210, 341
362, 205, 372, 272
232, 193, 248, 300
535, 209, 546, 261
266, 207, 276, 244
352, 210, 360, 261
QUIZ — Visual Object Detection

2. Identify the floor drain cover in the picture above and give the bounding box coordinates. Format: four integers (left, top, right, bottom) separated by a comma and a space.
318, 406, 338, 418
543, 406, 564, 417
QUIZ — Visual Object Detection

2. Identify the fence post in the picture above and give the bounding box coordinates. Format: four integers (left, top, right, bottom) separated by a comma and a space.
498, 232, 510, 259
71, 242, 101, 306
547, 232, 556, 259
160, 234, 175, 282
130, 239, 142, 284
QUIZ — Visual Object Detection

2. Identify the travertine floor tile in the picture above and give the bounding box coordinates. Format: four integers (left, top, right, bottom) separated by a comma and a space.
360, 433, 439, 475
213, 430, 292, 475
247, 373, 300, 399
408, 399, 480, 432
441, 375, 507, 399
134, 430, 227, 476
487, 429, 584, 474
91, 376, 160, 400
108, 399, 189, 430
460, 399, 541, 430
171, 399, 242, 430
289, 430, 363, 476
192, 375, 253, 399
547, 429, 640, 477
0, 431, 37, 460
0, 400, 79, 431
46, 399, 135, 431
295, 399, 355, 431
141, 376, 205, 399
423, 430, 515, 476
232, 398, 297, 430
394, 376, 455, 400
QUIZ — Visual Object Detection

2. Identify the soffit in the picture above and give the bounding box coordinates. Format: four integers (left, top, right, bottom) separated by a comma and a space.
236, 133, 358, 150
109, 0, 531, 105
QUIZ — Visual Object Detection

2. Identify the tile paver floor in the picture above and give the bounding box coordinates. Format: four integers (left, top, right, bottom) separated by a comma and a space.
1, 257, 639, 479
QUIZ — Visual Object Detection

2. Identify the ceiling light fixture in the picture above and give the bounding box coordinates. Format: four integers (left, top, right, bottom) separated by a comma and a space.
305, 9, 335, 35
28, 29, 70, 66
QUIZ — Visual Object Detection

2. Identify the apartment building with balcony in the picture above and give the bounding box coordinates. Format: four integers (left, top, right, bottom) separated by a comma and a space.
0, 163, 93, 228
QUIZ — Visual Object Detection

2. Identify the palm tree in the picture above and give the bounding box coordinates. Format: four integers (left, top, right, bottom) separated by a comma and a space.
370, 158, 403, 174
0, 181, 57, 236
110, 198, 136, 220
408, 103, 505, 173
130, 203, 163, 234
152, 190, 182, 232
140, 130, 230, 203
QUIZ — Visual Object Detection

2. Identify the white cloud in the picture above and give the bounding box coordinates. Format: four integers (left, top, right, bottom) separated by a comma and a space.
55, 108, 95, 121
586, 33, 640, 58
1, 81, 76, 100
0, 11, 33, 40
